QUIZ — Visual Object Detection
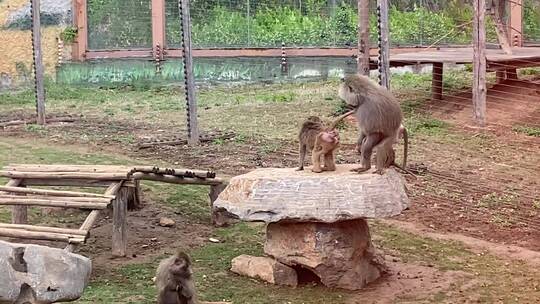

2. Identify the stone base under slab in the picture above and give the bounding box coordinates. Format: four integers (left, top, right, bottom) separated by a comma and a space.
264, 219, 386, 290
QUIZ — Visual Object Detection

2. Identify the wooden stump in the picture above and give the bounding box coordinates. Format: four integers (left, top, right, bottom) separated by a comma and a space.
6, 179, 27, 224
432, 62, 444, 100
112, 186, 128, 257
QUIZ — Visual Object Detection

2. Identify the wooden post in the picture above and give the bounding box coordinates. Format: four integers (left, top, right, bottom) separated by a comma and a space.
179, 0, 200, 145
209, 183, 226, 225
473, 0, 487, 126
112, 186, 128, 257
31, 0, 46, 125
377, 0, 390, 89
357, 0, 370, 75
509, 0, 523, 47
489, 0, 512, 54
72, 0, 87, 61
431, 62, 444, 100
152, 0, 166, 59
496, 70, 506, 83
6, 179, 27, 224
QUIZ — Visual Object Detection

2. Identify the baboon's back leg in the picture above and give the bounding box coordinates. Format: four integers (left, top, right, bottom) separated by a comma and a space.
323, 150, 336, 171
353, 132, 383, 173
311, 149, 324, 173
297, 144, 307, 170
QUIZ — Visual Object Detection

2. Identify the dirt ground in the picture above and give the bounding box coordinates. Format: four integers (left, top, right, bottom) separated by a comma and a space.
0, 76, 539, 302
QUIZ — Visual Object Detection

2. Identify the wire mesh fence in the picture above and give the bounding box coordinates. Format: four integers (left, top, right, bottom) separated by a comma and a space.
84, 0, 540, 50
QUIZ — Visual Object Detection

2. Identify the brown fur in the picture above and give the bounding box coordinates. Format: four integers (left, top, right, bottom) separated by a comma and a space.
339, 74, 406, 174
156, 251, 198, 304
297, 111, 354, 173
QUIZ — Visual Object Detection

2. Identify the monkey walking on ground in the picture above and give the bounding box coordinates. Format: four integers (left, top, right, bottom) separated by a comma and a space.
156, 251, 198, 304
297, 110, 355, 173
338, 74, 408, 174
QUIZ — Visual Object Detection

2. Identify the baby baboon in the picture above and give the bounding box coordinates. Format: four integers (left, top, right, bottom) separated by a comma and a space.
338, 74, 404, 174
156, 251, 198, 304
297, 111, 354, 173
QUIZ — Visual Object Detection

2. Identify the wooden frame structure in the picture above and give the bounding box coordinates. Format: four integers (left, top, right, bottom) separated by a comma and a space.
0, 165, 226, 257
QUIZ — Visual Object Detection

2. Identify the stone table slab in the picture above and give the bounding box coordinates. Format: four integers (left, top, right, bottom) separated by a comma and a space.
214, 164, 409, 223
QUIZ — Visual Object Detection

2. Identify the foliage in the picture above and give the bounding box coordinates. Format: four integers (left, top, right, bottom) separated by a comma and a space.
524, 0, 540, 42
60, 26, 78, 43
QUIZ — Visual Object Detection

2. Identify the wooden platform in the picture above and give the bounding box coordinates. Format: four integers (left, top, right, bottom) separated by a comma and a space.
389, 47, 540, 100
391, 47, 540, 68
0, 164, 226, 257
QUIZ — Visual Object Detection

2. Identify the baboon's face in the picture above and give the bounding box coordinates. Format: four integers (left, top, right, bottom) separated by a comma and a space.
338, 81, 359, 109
169, 257, 190, 277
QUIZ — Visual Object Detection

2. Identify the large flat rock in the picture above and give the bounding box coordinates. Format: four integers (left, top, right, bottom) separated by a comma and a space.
214, 165, 409, 223
0, 240, 92, 304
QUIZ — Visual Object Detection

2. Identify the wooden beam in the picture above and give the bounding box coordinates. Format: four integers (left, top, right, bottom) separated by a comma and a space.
5, 164, 133, 173
209, 183, 227, 226
31, 0, 46, 125
151, 0, 166, 58
431, 62, 444, 100
73, 0, 88, 61
112, 186, 128, 257
0, 186, 115, 199
66, 182, 123, 252
0, 197, 109, 209
22, 179, 135, 188
377, 0, 390, 89
0, 171, 129, 180
489, 0, 512, 54
179, 0, 200, 144
357, 0, 370, 75
131, 172, 224, 186
496, 70, 506, 83
5, 179, 27, 225
0, 223, 89, 237
0, 228, 85, 243
473, 0, 487, 126
509, 0, 523, 47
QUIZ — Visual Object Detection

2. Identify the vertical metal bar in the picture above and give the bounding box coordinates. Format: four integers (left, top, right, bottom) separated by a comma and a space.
357, 0, 370, 75
377, 0, 390, 89
31, 0, 46, 125
179, 0, 200, 144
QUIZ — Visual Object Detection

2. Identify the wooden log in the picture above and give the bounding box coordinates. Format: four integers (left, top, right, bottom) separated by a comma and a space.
112, 186, 129, 257
130, 166, 216, 179
0, 228, 85, 243
0, 171, 129, 180
4, 164, 132, 173
72, 0, 87, 61
431, 62, 444, 100
0, 194, 111, 203
22, 179, 135, 188
131, 172, 224, 185
0, 223, 89, 237
0, 186, 115, 199
496, 70, 506, 83
0, 198, 108, 209
509, 0, 522, 47
64, 182, 124, 252
209, 183, 227, 226
31, 0, 46, 125
357, 0, 370, 75
473, 0, 487, 126
5, 179, 27, 225
489, 0, 512, 54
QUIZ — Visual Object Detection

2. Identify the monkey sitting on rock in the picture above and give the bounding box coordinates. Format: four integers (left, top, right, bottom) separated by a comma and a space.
297, 111, 355, 173
156, 251, 198, 304
338, 74, 409, 174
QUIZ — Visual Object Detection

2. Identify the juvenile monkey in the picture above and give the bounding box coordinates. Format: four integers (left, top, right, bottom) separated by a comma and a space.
338, 74, 405, 174
156, 251, 198, 304
297, 110, 355, 173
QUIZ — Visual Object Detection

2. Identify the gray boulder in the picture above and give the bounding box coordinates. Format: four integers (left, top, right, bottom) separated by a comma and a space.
0, 240, 92, 304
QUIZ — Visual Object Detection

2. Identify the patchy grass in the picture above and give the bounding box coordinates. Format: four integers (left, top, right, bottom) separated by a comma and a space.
512, 124, 540, 137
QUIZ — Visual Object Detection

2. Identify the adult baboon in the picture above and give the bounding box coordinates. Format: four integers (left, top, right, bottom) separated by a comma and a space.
156, 251, 198, 304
